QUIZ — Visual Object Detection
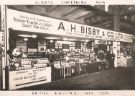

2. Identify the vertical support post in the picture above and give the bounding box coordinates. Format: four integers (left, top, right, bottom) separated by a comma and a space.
2, 5, 9, 90
1, 5, 7, 90
117, 42, 120, 67
91, 41, 94, 51
107, 41, 110, 51
105, 5, 109, 12
113, 42, 118, 68
113, 7, 120, 68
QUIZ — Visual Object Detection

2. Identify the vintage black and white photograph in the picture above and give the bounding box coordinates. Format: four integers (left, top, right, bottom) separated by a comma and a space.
0, 5, 135, 91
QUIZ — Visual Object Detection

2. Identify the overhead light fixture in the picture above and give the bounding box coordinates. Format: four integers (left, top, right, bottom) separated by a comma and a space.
94, 40, 100, 44
68, 39, 77, 41
108, 41, 111, 44
85, 40, 89, 42
63, 37, 68, 41
50, 40, 53, 43
18, 34, 37, 38
81, 40, 89, 42
18, 34, 31, 38
24, 38, 28, 41
45, 37, 59, 39
31, 34, 37, 38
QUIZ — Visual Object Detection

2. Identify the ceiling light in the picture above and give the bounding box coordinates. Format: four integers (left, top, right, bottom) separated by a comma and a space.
68, 39, 77, 41
81, 40, 89, 42
45, 37, 59, 39
108, 41, 111, 44
50, 40, 53, 43
85, 40, 89, 42
31, 34, 37, 38
18, 34, 31, 38
63, 38, 68, 41
24, 38, 28, 41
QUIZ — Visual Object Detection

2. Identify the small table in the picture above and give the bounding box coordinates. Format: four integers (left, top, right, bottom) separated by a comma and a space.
61, 65, 72, 79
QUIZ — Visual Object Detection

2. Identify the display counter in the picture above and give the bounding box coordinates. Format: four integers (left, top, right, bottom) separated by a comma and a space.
118, 55, 133, 67
86, 60, 109, 73
53, 58, 109, 81
126, 56, 133, 67
8, 58, 51, 90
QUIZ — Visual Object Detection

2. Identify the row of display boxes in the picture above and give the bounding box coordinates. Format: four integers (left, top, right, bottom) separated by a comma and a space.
10, 58, 50, 70
11, 58, 49, 65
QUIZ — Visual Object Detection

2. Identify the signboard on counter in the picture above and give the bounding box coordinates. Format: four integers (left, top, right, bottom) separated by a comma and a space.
7, 9, 133, 43
9, 67, 51, 90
